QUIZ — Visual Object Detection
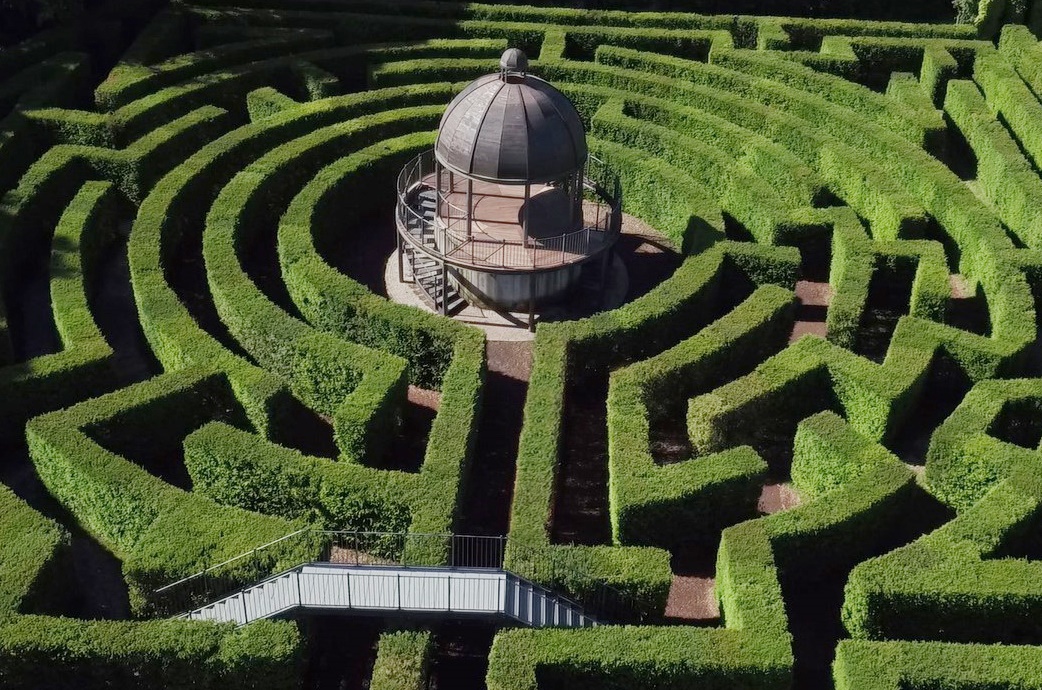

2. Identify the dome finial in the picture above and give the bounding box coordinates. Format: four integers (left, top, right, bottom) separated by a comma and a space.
500, 48, 529, 80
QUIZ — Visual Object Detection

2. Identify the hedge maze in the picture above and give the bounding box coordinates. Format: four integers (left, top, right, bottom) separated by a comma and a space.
3, 1, 1042, 688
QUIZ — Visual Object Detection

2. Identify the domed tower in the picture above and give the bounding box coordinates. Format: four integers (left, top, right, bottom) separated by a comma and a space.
395, 49, 621, 330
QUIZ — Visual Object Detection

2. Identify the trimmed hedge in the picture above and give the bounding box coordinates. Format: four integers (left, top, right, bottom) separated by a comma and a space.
554, 53, 930, 241
490, 521, 789, 690
590, 98, 822, 246
925, 378, 1042, 509
0, 486, 68, 615
0, 51, 91, 194
0, 181, 123, 440
25, 367, 316, 614
688, 333, 917, 459
274, 129, 487, 552
157, 89, 487, 549
826, 207, 949, 349
834, 639, 1042, 690
999, 24, 1042, 98
96, 22, 336, 111
129, 85, 456, 436
5, 5, 1042, 688
106, 40, 501, 144
844, 379, 1042, 643
370, 630, 432, 690
496, 410, 924, 690
770, 412, 921, 578
184, 421, 414, 534
607, 285, 794, 549
974, 46, 1042, 175
506, 131, 797, 611
279, 130, 467, 389
946, 77, 1042, 250
202, 107, 436, 460
0, 617, 301, 690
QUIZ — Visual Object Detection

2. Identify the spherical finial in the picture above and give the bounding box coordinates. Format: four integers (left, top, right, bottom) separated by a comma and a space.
500, 48, 529, 77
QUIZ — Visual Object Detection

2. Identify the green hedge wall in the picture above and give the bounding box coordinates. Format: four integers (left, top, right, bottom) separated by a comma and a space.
498, 408, 928, 690
0, 617, 301, 690
279, 130, 467, 389
276, 128, 488, 550
0, 180, 123, 440
201, 107, 436, 460
0, 486, 68, 615
129, 85, 455, 436
607, 285, 795, 549
974, 47, 1042, 176
25, 367, 316, 614
370, 630, 432, 690
833, 639, 1042, 690
184, 421, 414, 534
769, 412, 921, 579
826, 207, 949, 349
946, 77, 1042, 250
844, 380, 1042, 643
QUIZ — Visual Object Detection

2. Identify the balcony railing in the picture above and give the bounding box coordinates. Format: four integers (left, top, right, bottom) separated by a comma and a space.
152, 529, 648, 625
395, 149, 622, 272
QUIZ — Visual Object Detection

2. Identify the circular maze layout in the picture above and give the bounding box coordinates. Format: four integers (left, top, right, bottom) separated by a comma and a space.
3, 2, 1042, 689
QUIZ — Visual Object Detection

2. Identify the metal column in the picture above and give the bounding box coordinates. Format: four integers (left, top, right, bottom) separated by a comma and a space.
466, 178, 474, 239
397, 231, 404, 283
522, 183, 531, 247
528, 276, 535, 332
441, 261, 448, 316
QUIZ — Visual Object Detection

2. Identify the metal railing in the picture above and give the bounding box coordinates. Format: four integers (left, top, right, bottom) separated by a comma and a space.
186, 564, 606, 628
395, 149, 622, 272
152, 529, 647, 624
152, 531, 506, 616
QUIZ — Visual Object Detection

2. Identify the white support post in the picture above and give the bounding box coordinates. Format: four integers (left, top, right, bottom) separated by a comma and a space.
466, 178, 474, 239
528, 276, 535, 332
435, 161, 442, 219
397, 232, 404, 283
522, 183, 531, 247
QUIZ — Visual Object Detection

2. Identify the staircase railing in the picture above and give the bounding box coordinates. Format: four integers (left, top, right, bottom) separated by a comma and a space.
152, 529, 648, 624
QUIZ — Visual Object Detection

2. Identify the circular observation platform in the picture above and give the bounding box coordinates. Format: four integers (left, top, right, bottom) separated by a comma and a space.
394, 149, 623, 319
393, 48, 622, 328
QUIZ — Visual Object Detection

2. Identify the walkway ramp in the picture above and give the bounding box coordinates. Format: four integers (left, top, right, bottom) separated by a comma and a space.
185, 563, 598, 628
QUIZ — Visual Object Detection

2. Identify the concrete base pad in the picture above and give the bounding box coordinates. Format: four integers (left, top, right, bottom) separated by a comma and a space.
384, 252, 629, 342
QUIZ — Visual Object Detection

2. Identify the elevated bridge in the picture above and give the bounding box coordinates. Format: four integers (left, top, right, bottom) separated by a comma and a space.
156, 531, 634, 628
184, 563, 598, 627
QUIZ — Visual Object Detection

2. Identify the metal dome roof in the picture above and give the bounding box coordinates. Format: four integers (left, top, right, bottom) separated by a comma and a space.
435, 50, 587, 184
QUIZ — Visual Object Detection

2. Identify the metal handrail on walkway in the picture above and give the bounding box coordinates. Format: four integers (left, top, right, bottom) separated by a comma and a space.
152, 529, 646, 625
184, 563, 599, 629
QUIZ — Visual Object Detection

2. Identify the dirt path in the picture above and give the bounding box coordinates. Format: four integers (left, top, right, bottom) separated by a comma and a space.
455, 341, 530, 539
790, 280, 830, 344
167, 209, 253, 362
92, 231, 160, 385
322, 208, 395, 296
6, 253, 60, 361
427, 621, 496, 690
301, 617, 381, 690
551, 374, 612, 545
758, 483, 802, 514
0, 442, 130, 619
665, 543, 721, 624
379, 386, 439, 473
